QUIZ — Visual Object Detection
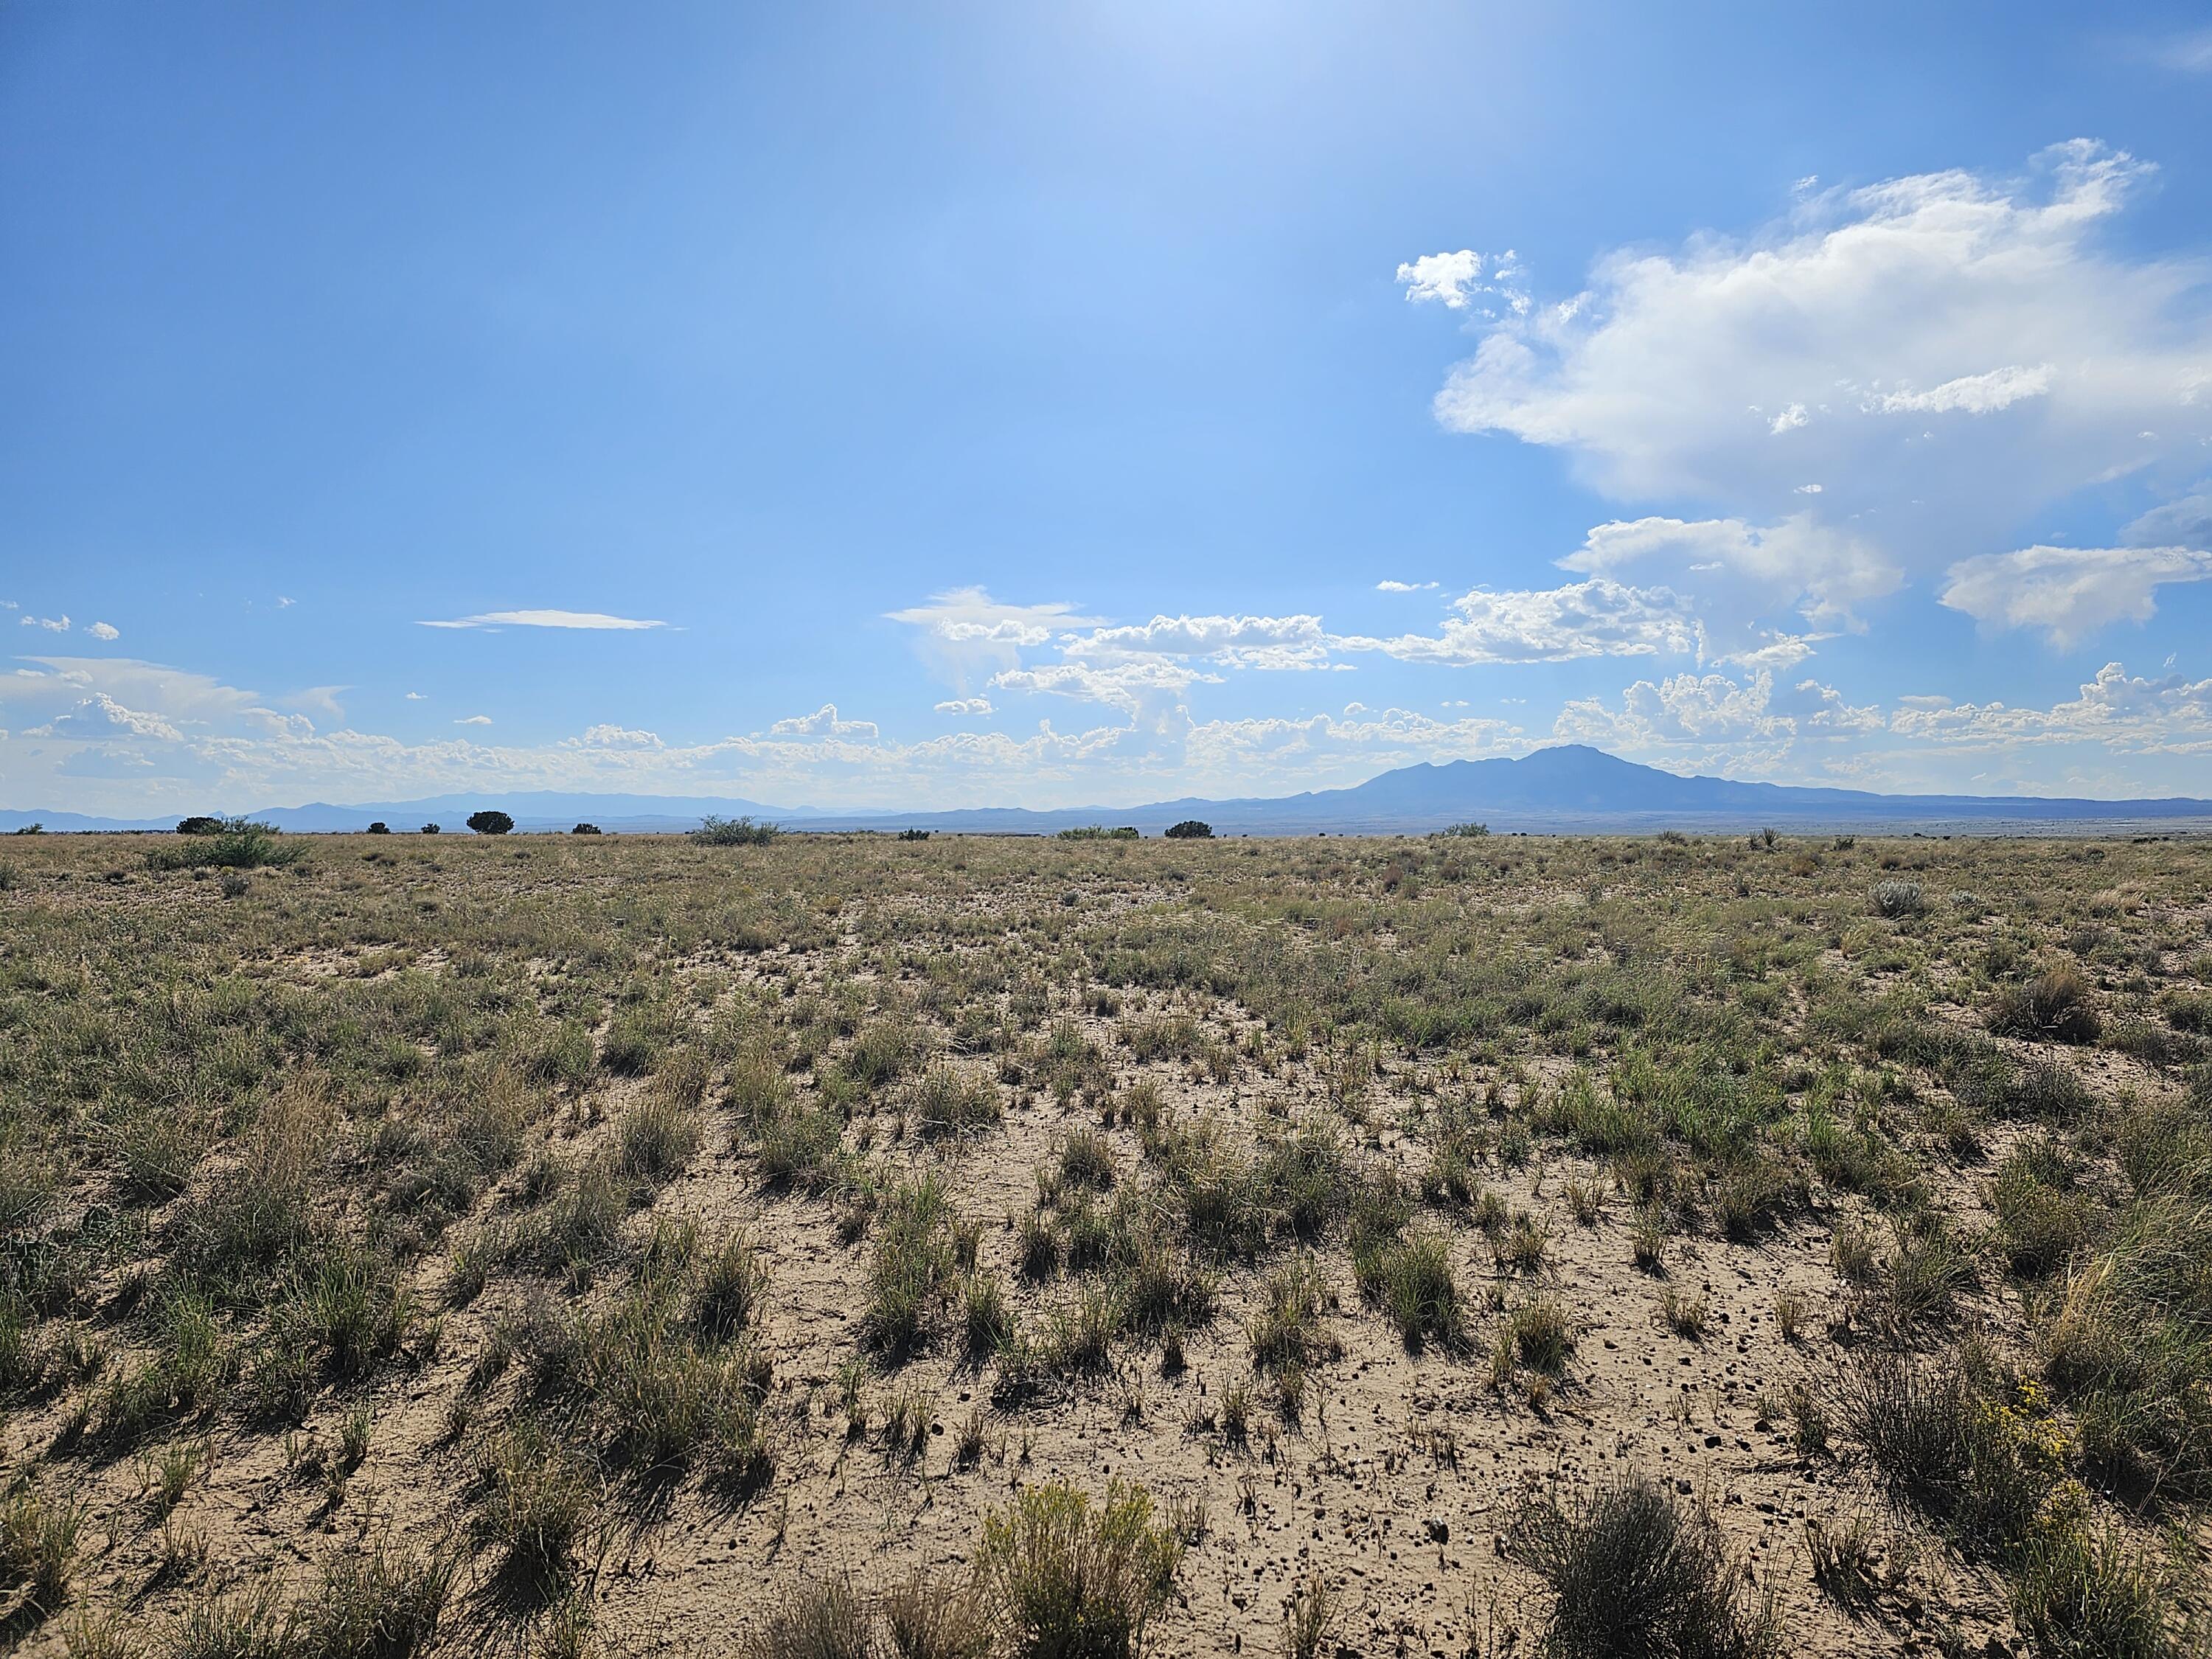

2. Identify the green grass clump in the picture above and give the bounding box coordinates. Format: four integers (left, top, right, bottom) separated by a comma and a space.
1356, 1227, 1462, 1349
866, 1172, 959, 1357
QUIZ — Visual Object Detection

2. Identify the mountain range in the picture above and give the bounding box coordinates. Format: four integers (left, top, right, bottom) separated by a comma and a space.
6, 747, 2209, 837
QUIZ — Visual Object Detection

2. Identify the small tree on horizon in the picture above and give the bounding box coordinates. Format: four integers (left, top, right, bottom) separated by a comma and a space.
366, 821, 391, 835
420, 823, 441, 835
176, 815, 224, 836
1165, 820, 1214, 840
467, 810, 515, 836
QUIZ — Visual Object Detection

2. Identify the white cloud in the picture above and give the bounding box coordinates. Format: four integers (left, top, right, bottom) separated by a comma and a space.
1063, 613, 1332, 669
25, 694, 184, 742
455, 714, 493, 726
4, 656, 261, 725
2125, 490, 2212, 549
1863, 363, 2051, 415
1555, 669, 1879, 775
886, 587, 1102, 693
1422, 141, 2212, 569
563, 723, 663, 750
935, 697, 993, 717
276, 597, 295, 608
86, 622, 119, 641
405, 691, 428, 700
1375, 580, 1439, 592
1938, 544, 2212, 644
768, 703, 879, 740
995, 660, 1218, 717
1351, 578, 1700, 665
418, 610, 667, 630
20, 614, 69, 632
1888, 661, 2212, 754
2148, 29, 2212, 72
1394, 249, 1485, 309
1562, 513, 1900, 628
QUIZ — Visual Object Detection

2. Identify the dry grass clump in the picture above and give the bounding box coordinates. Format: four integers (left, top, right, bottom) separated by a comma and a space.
1508, 1472, 1778, 1659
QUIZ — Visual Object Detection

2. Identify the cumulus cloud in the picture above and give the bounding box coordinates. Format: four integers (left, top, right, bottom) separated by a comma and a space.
1062, 613, 1333, 670
768, 704, 879, 740
1354, 579, 1700, 666
86, 622, 119, 641
1562, 513, 1900, 628
417, 610, 667, 630
26, 693, 184, 742
935, 697, 993, 717
1937, 544, 2212, 644
1395, 249, 1486, 309
1555, 669, 1879, 774
455, 715, 493, 726
886, 587, 1102, 693
564, 723, 664, 750
1888, 661, 2212, 754
1376, 580, 1439, 592
19, 614, 69, 632
1417, 141, 2212, 574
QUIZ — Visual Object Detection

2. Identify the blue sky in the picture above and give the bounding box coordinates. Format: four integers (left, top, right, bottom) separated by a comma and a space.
5, 2, 2212, 813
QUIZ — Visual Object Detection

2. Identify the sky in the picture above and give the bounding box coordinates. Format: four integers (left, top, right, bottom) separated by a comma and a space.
5, 1, 2212, 815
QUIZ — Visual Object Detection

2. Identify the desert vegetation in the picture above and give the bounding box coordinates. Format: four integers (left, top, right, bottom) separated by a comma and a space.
0, 825, 2208, 1655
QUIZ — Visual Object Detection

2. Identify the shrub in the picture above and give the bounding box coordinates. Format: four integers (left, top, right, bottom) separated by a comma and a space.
1871, 880, 1926, 919
1437, 822, 1490, 838
1164, 821, 1212, 840
146, 819, 301, 872
571, 823, 602, 835
1509, 1473, 1777, 1659
365, 821, 391, 835
978, 1478, 1183, 1659
895, 827, 932, 842
467, 810, 515, 836
692, 815, 779, 846
1057, 825, 1139, 841
420, 823, 440, 835
176, 815, 224, 835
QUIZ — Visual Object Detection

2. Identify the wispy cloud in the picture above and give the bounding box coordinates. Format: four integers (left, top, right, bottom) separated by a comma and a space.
1375, 580, 1439, 593
455, 714, 493, 726
418, 610, 667, 630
